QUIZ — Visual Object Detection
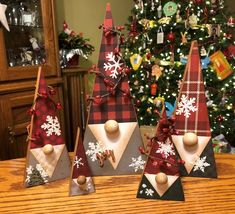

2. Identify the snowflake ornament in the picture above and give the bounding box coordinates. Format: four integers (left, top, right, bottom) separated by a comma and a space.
156, 140, 175, 158
176, 94, 198, 118
73, 156, 84, 169
41, 115, 61, 136
139, 183, 154, 196
86, 141, 106, 162
103, 52, 123, 79
129, 155, 146, 172
193, 156, 210, 172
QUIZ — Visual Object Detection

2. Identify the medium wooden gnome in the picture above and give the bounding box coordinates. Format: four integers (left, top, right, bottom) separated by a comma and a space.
24, 67, 71, 187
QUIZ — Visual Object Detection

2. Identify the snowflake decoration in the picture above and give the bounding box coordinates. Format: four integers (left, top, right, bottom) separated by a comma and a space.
25, 164, 48, 184
73, 156, 84, 169
156, 140, 175, 158
103, 52, 123, 79
86, 141, 106, 162
139, 183, 154, 197
129, 155, 146, 172
145, 188, 154, 196
176, 94, 198, 118
41, 115, 61, 136
193, 156, 210, 172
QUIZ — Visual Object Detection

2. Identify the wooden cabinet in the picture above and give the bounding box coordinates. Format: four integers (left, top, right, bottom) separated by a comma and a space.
0, 0, 64, 160
0, 0, 59, 81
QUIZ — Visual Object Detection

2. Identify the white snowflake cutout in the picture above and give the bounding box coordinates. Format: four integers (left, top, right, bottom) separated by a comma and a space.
145, 188, 154, 196
156, 139, 175, 158
103, 52, 123, 79
41, 115, 61, 136
86, 141, 106, 162
73, 156, 84, 169
129, 155, 146, 172
176, 94, 198, 118
193, 156, 210, 172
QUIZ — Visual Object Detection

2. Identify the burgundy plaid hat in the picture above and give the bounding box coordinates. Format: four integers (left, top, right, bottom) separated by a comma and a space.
88, 3, 137, 124
29, 68, 65, 149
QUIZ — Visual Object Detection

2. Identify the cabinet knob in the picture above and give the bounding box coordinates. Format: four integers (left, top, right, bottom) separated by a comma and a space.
8, 126, 15, 144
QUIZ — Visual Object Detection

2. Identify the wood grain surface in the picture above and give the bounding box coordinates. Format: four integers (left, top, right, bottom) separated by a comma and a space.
0, 154, 235, 214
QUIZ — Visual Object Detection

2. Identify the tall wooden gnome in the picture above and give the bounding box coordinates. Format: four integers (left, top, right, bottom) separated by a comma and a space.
69, 128, 95, 196
137, 107, 185, 201
172, 41, 217, 178
83, 3, 146, 176
24, 67, 71, 187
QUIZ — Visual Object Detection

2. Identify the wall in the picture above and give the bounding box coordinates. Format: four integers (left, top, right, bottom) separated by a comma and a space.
55, 0, 133, 68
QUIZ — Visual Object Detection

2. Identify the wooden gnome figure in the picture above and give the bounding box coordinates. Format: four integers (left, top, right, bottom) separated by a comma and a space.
24, 67, 71, 187
69, 128, 95, 196
172, 41, 217, 178
137, 107, 185, 201
83, 3, 146, 176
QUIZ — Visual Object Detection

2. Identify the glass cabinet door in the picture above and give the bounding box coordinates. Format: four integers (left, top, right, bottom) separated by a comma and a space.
0, 0, 59, 81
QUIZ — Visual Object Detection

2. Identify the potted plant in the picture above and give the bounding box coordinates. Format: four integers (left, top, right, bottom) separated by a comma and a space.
58, 22, 94, 67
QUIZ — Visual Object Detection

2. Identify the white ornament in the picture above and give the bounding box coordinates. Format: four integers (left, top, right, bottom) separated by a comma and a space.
156, 139, 175, 158
73, 156, 84, 169
129, 155, 146, 172
0, 3, 10, 31
86, 141, 106, 162
193, 156, 210, 172
176, 94, 198, 118
41, 116, 61, 136
103, 52, 123, 79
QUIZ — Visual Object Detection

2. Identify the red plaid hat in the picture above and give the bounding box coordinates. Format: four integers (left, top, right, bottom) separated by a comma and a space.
174, 41, 211, 136
88, 3, 137, 124
29, 68, 65, 149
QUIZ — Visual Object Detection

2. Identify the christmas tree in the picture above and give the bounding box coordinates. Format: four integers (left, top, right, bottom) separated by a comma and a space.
123, 0, 235, 146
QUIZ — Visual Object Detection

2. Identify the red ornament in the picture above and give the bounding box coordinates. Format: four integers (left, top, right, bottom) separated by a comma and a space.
146, 53, 152, 60
56, 102, 63, 110
49, 88, 56, 96
124, 67, 131, 75
216, 115, 224, 122
94, 95, 102, 104
194, 0, 203, 4
227, 16, 235, 27
151, 83, 158, 96
136, 99, 141, 107
167, 31, 174, 42
28, 108, 35, 115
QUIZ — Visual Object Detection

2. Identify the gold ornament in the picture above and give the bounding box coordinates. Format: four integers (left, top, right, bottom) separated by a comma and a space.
130, 53, 143, 71
152, 65, 162, 80
180, 32, 187, 45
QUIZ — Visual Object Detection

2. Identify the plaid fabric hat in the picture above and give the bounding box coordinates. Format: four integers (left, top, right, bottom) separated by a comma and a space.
29, 68, 65, 149
88, 3, 137, 124
174, 41, 211, 136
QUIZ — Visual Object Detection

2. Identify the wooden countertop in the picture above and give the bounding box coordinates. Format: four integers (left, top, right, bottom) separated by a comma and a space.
0, 154, 235, 214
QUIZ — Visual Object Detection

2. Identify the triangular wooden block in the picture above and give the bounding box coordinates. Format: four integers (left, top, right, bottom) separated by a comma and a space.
172, 135, 211, 174
83, 3, 146, 176
69, 128, 95, 196
145, 174, 179, 197
30, 144, 65, 177
24, 67, 71, 188
173, 41, 217, 178
88, 122, 137, 169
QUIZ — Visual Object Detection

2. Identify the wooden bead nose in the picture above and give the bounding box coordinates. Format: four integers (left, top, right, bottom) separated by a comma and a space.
183, 132, 198, 147
155, 172, 168, 185
42, 144, 54, 155
104, 120, 119, 134
77, 175, 87, 190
